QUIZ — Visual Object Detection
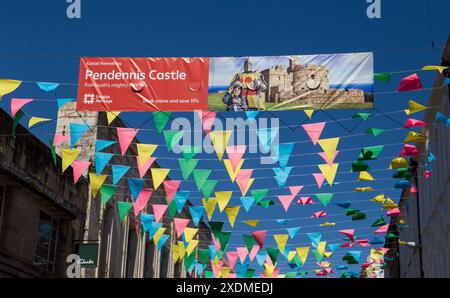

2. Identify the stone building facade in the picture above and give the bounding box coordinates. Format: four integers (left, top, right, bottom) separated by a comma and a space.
384, 37, 450, 278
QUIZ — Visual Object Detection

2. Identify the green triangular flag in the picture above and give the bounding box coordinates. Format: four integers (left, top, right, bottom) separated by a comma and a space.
251, 189, 269, 203
365, 128, 385, 137
204, 271, 214, 278
315, 193, 334, 207
285, 272, 297, 278
12, 110, 25, 137
100, 185, 117, 206
293, 254, 302, 267
243, 235, 256, 253
351, 161, 370, 172
178, 159, 199, 181
374, 72, 392, 83
351, 212, 367, 221
343, 253, 359, 264
267, 248, 280, 264
201, 180, 218, 199
209, 221, 224, 232
215, 231, 231, 249
193, 169, 211, 190
168, 199, 177, 218
198, 248, 210, 264
258, 200, 273, 208
372, 216, 386, 227
245, 269, 256, 278
181, 146, 201, 160
352, 112, 372, 120
48, 137, 57, 166
217, 244, 227, 260
163, 130, 183, 152
345, 208, 361, 216
393, 168, 412, 179
358, 145, 384, 160
386, 233, 398, 240
153, 112, 172, 134
117, 201, 133, 224
184, 253, 196, 270
313, 249, 324, 262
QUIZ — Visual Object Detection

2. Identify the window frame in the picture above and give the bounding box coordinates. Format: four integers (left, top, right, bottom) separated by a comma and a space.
33, 210, 59, 273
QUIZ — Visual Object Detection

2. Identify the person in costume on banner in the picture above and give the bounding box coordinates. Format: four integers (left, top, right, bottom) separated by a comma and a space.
229, 58, 267, 110
222, 81, 248, 111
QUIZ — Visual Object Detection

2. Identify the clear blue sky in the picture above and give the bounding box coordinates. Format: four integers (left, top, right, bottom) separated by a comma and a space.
0, 0, 449, 277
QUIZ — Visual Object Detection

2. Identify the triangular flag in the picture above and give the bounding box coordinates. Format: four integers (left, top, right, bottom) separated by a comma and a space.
100, 185, 116, 206
278, 195, 295, 212
174, 218, 190, 238
243, 220, 259, 227
223, 159, 244, 182
301, 122, 326, 145
111, 165, 129, 185
421, 65, 449, 74
318, 138, 339, 162
225, 206, 240, 227
209, 130, 232, 161
226, 146, 246, 171
315, 193, 334, 207
106, 112, 120, 125
307, 232, 322, 247
89, 173, 107, 198
163, 180, 181, 205
201, 180, 218, 200
71, 160, 90, 183
181, 146, 201, 160
359, 171, 374, 181
312, 173, 325, 189
116, 128, 138, 155
184, 227, 198, 243
127, 178, 145, 201
216, 191, 233, 212
318, 150, 339, 165
274, 234, 289, 253
339, 229, 355, 242
405, 100, 426, 115
136, 143, 157, 166
133, 188, 152, 217
303, 109, 314, 119
28, 117, 51, 128
94, 152, 113, 175
193, 169, 211, 190
178, 159, 199, 181
151, 168, 170, 189
163, 130, 183, 152
373, 72, 392, 83
286, 227, 301, 239
197, 111, 216, 134
252, 230, 266, 248
57, 98, 75, 108
95, 139, 116, 152
318, 163, 339, 186
240, 196, 255, 212
189, 206, 204, 227
365, 128, 385, 137
0, 79, 21, 100
153, 112, 172, 134
61, 148, 81, 173
117, 201, 133, 225
152, 204, 168, 222
10, 98, 33, 117
398, 73, 423, 92
296, 247, 310, 265
136, 156, 155, 178
70, 123, 90, 148
202, 197, 217, 221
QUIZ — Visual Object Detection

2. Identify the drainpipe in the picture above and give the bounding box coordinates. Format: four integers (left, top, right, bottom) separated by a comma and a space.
409, 158, 424, 278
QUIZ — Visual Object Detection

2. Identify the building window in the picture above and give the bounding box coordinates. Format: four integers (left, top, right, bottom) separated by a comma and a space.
0, 185, 5, 232
33, 211, 58, 272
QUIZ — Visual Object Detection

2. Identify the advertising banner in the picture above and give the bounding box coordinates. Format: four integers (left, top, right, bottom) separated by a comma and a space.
77, 53, 373, 112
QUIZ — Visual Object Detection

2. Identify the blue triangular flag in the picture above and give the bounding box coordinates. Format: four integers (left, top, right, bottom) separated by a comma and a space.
189, 206, 205, 227
278, 143, 294, 169
175, 191, 190, 213
37, 82, 60, 92
286, 227, 301, 239
334, 201, 351, 209
57, 98, 76, 108
327, 243, 340, 252
257, 127, 279, 153
157, 234, 170, 250
70, 123, 90, 148
256, 251, 268, 268
240, 196, 255, 212
277, 219, 288, 225
94, 152, 113, 175
273, 167, 292, 187
140, 213, 155, 233
127, 178, 145, 201
208, 244, 217, 260
245, 111, 259, 121
111, 165, 129, 185
307, 232, 322, 247
96, 139, 117, 152
148, 221, 163, 239
348, 251, 361, 261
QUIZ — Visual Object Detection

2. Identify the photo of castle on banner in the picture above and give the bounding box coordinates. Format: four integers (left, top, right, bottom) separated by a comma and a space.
76, 52, 373, 112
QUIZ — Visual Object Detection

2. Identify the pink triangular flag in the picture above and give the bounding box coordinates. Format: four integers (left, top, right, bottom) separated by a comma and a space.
197, 111, 216, 134
248, 245, 260, 261
174, 218, 190, 238
297, 196, 313, 205
226, 146, 246, 171
163, 180, 181, 205
288, 185, 304, 197
226, 251, 239, 269
133, 188, 153, 217
53, 134, 70, 146
339, 229, 355, 242
152, 204, 168, 223
252, 230, 266, 248
71, 160, 91, 183
311, 211, 327, 218
117, 128, 139, 155
236, 169, 253, 192
374, 224, 389, 234
397, 73, 424, 92
403, 118, 426, 128
210, 260, 224, 277
400, 144, 419, 157
341, 242, 356, 248
135, 219, 141, 240
301, 122, 326, 145
356, 239, 370, 247
410, 185, 417, 194
265, 255, 274, 267
278, 195, 295, 212
11, 98, 33, 117
387, 207, 401, 217
318, 150, 340, 166
236, 247, 248, 263
136, 156, 155, 178
312, 173, 325, 189
212, 233, 221, 251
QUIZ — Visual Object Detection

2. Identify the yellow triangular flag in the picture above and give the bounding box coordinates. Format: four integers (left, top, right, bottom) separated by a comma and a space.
151, 168, 170, 189
225, 206, 240, 227
422, 65, 449, 74
355, 186, 373, 192
358, 171, 374, 181
382, 198, 398, 210
287, 251, 297, 262
317, 241, 326, 256
238, 177, 254, 196
0, 79, 21, 100
318, 163, 339, 186
212, 255, 219, 267
137, 144, 157, 166
216, 191, 233, 212
177, 241, 186, 261
219, 267, 231, 278
318, 138, 340, 162
264, 263, 276, 278
223, 159, 244, 182
186, 239, 199, 256
370, 194, 385, 204
106, 111, 120, 125
303, 109, 314, 119
274, 234, 289, 253
243, 220, 259, 227
324, 252, 333, 258
202, 197, 217, 221
88, 173, 108, 198
405, 100, 426, 115
28, 117, 51, 128
390, 157, 408, 169
172, 244, 180, 263
183, 227, 198, 243
153, 227, 166, 245
209, 130, 232, 161
404, 131, 426, 143
61, 148, 81, 173
296, 247, 310, 265
320, 222, 335, 227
